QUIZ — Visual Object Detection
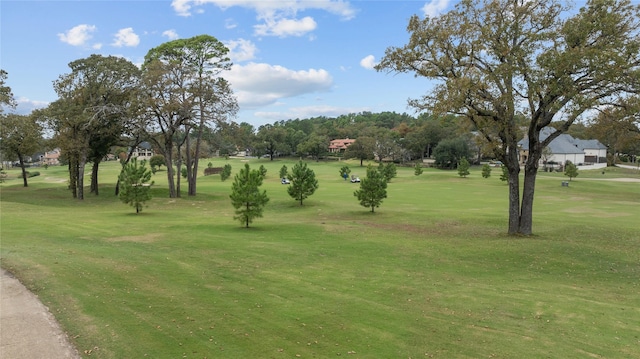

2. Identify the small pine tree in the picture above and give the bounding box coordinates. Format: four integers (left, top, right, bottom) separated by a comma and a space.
499, 165, 508, 182
287, 161, 319, 205
414, 162, 423, 176
220, 163, 232, 181
229, 163, 269, 228
457, 157, 470, 178
259, 165, 267, 179
378, 162, 397, 182
564, 160, 579, 181
481, 163, 492, 178
118, 158, 154, 213
279, 165, 288, 179
354, 165, 388, 212
339, 165, 351, 181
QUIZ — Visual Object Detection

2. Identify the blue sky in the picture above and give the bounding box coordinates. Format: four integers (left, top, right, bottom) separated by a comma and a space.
1, 0, 460, 127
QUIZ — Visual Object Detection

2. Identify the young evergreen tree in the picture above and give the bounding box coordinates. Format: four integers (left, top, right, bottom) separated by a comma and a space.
378, 162, 397, 182
481, 163, 492, 178
287, 161, 319, 205
499, 165, 508, 182
414, 162, 423, 176
354, 165, 388, 213
564, 160, 579, 181
279, 165, 288, 179
229, 163, 269, 228
118, 158, 154, 214
457, 157, 470, 178
220, 164, 232, 181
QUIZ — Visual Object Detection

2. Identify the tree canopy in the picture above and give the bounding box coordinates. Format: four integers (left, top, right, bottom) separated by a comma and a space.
377, 0, 640, 235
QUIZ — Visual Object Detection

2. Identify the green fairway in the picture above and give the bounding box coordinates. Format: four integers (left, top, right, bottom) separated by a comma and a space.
1, 159, 639, 358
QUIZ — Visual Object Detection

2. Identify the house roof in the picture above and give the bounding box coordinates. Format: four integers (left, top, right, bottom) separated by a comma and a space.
518, 127, 604, 154
328, 138, 356, 150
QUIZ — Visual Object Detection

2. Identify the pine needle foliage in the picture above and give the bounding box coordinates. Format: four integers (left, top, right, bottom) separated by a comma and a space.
287, 161, 319, 205
229, 163, 269, 228
118, 158, 154, 213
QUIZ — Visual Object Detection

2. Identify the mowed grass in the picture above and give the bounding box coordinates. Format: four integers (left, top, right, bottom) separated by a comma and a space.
1, 159, 639, 358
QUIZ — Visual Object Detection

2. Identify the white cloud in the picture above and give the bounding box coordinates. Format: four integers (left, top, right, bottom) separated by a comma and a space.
57, 24, 96, 46
172, 0, 356, 19
171, 0, 355, 37
422, 0, 451, 18
359, 55, 376, 70
15, 97, 49, 115
255, 16, 317, 37
224, 38, 258, 62
92, 43, 103, 50
162, 29, 180, 40
225, 18, 238, 29
255, 105, 369, 122
226, 62, 333, 108
112, 28, 140, 47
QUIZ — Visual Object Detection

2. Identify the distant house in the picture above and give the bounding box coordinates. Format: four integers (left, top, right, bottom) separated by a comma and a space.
43, 148, 61, 166
518, 128, 607, 166
328, 138, 356, 153
131, 142, 154, 160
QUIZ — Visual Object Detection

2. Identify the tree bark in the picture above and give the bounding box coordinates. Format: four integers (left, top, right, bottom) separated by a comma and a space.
17, 154, 28, 187
90, 160, 100, 195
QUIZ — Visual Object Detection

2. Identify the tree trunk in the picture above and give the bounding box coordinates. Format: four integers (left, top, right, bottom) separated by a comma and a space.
69, 158, 77, 199
90, 160, 100, 195
17, 154, 28, 187
164, 146, 177, 198
77, 151, 87, 200
519, 164, 538, 236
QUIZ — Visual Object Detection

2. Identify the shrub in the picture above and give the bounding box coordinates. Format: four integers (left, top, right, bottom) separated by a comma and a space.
481, 164, 492, 178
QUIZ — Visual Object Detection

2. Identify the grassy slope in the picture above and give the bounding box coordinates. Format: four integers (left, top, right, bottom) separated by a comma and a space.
1, 160, 639, 358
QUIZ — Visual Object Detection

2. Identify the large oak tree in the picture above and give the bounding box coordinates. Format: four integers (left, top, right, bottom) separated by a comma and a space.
377, 0, 640, 235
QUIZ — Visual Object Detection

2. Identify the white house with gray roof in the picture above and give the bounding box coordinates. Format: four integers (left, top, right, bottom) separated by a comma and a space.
518, 127, 607, 166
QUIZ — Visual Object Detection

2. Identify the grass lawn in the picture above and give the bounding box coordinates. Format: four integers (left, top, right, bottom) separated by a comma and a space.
1, 159, 639, 358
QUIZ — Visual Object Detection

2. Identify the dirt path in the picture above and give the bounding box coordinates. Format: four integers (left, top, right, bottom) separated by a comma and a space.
0, 269, 80, 359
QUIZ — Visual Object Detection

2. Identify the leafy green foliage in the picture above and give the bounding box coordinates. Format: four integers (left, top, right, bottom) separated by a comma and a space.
279, 165, 288, 179
500, 165, 508, 182
433, 138, 471, 169
149, 155, 165, 174
259, 165, 267, 179
220, 163, 232, 182
229, 163, 269, 227
564, 161, 579, 181
118, 158, 154, 213
287, 161, 319, 205
339, 165, 351, 180
378, 162, 397, 182
481, 163, 492, 178
414, 163, 423, 176
457, 157, 470, 178
354, 165, 388, 212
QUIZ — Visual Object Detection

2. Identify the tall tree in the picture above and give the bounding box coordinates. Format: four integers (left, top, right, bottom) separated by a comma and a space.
229, 163, 269, 228
255, 124, 289, 160
297, 134, 328, 161
377, 0, 640, 235
354, 165, 388, 213
51, 55, 140, 199
0, 70, 16, 113
143, 35, 238, 197
0, 113, 43, 186
344, 136, 376, 166
287, 161, 319, 205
